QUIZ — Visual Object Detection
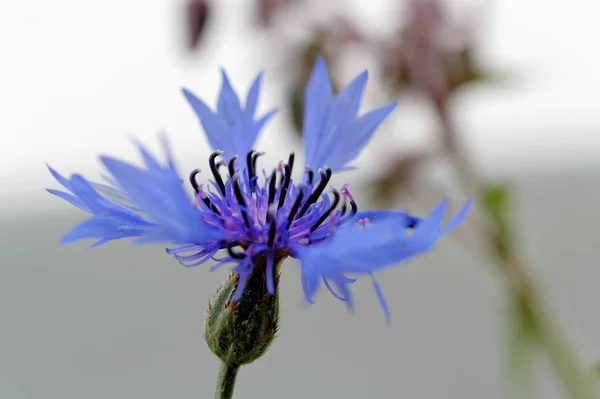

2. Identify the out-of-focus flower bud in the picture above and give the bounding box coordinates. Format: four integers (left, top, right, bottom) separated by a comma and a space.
186, 0, 210, 50
381, 0, 488, 102
256, 0, 285, 27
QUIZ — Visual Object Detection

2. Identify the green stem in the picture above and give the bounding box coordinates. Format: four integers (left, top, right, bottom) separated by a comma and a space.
436, 103, 598, 398
214, 362, 239, 399
503, 257, 597, 398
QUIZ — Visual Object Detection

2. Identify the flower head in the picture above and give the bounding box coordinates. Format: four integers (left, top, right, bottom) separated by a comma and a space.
47, 57, 471, 322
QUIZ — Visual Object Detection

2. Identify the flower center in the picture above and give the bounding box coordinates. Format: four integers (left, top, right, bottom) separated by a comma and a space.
187, 150, 358, 256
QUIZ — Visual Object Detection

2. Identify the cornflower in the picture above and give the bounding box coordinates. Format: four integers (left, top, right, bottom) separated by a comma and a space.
47, 57, 471, 322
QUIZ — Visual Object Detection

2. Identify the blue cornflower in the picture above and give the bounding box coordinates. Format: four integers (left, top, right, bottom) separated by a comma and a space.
47, 57, 471, 322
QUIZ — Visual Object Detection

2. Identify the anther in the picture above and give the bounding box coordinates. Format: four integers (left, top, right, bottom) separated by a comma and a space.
277, 161, 286, 187
340, 195, 347, 216
297, 167, 331, 218
246, 150, 255, 171
227, 246, 246, 260
349, 200, 358, 216
310, 189, 341, 232
406, 216, 420, 229
307, 169, 314, 185
189, 168, 220, 214
358, 218, 370, 227
208, 151, 226, 195
232, 174, 251, 229
251, 151, 264, 173
277, 163, 292, 209
267, 168, 277, 207
338, 199, 358, 224
228, 155, 238, 177
267, 206, 277, 247
189, 169, 201, 193
286, 185, 304, 230
287, 152, 295, 174
248, 150, 264, 192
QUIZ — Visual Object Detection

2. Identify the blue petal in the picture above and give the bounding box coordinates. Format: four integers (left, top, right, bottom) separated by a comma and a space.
47, 170, 156, 246
308, 70, 368, 169
100, 139, 224, 245
91, 182, 142, 212
302, 57, 332, 168
181, 88, 229, 152
299, 261, 320, 303
302, 57, 397, 172
296, 199, 471, 317
61, 215, 149, 244
46, 188, 90, 212
352, 210, 421, 228
47, 164, 75, 191
325, 103, 397, 172
441, 197, 473, 234
369, 272, 390, 325
244, 72, 263, 121
182, 70, 276, 160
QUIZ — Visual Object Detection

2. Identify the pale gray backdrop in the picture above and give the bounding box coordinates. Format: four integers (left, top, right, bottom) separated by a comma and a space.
1, 170, 599, 399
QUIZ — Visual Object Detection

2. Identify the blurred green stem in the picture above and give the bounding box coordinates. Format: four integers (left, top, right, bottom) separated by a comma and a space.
214, 362, 239, 399
435, 104, 597, 398
500, 255, 596, 398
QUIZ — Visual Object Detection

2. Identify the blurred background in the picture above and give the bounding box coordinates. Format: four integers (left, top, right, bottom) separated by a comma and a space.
1, 0, 600, 398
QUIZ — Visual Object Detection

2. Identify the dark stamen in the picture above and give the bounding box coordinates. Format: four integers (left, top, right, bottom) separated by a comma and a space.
310, 190, 341, 232
307, 170, 314, 185
246, 150, 255, 177
232, 175, 251, 229
286, 185, 304, 230
278, 166, 286, 188
339, 200, 358, 225
287, 152, 295, 174
340, 195, 347, 216
297, 167, 331, 218
407, 217, 420, 229
228, 155, 238, 177
209, 151, 226, 195
189, 169, 201, 193
248, 150, 264, 192
251, 151, 264, 173
227, 246, 246, 259
267, 168, 277, 206
325, 168, 332, 181
277, 163, 292, 209
267, 207, 277, 247
189, 168, 220, 214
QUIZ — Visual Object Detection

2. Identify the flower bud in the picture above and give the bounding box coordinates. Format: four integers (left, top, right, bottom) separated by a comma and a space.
204, 252, 286, 366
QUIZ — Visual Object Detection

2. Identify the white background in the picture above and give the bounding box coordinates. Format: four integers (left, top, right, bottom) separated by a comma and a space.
1, 0, 600, 211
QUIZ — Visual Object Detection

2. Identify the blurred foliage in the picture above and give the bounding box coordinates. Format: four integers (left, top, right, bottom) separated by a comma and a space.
289, 84, 304, 134
445, 48, 488, 92
480, 183, 512, 262
382, 46, 489, 95
255, 0, 303, 26
591, 361, 600, 380
184, 1, 599, 396
505, 291, 540, 395
287, 39, 339, 136
480, 183, 542, 393
481, 181, 597, 397
367, 153, 428, 208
